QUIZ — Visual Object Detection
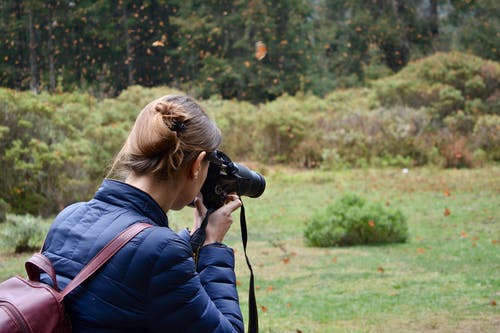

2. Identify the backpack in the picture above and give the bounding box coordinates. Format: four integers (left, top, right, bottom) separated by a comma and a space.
0, 222, 151, 333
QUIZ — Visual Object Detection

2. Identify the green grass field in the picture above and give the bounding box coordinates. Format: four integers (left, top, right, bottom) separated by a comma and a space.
1, 166, 499, 332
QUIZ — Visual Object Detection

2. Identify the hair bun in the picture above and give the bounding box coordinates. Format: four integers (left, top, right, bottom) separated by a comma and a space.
154, 101, 175, 116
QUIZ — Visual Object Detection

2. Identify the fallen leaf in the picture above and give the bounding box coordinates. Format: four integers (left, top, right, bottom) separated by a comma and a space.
261, 305, 268, 312
444, 208, 451, 216
368, 220, 375, 228
377, 266, 385, 273
460, 231, 468, 238
332, 256, 337, 263
267, 286, 273, 292
417, 247, 426, 254
443, 189, 451, 196
492, 240, 498, 245
282, 257, 290, 264
491, 300, 497, 306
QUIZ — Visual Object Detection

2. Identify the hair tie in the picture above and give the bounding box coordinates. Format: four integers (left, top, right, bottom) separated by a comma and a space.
170, 119, 187, 135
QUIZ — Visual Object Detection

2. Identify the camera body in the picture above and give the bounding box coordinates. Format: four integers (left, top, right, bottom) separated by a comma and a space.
201, 151, 266, 210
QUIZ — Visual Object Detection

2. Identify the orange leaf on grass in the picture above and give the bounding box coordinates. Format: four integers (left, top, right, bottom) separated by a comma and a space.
377, 266, 385, 273
282, 257, 290, 264
261, 305, 268, 312
417, 247, 426, 254
368, 220, 375, 227
444, 208, 451, 216
492, 240, 498, 245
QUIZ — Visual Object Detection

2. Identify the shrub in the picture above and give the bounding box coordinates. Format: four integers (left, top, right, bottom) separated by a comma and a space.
201, 96, 259, 161
472, 114, 500, 161
304, 194, 408, 247
373, 52, 500, 116
0, 214, 49, 253
254, 94, 319, 165
0, 199, 8, 223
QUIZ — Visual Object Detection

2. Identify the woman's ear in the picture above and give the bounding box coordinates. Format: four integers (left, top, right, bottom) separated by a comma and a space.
190, 151, 207, 180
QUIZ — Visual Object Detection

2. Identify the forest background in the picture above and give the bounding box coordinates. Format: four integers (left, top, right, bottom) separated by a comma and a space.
0, 0, 499, 217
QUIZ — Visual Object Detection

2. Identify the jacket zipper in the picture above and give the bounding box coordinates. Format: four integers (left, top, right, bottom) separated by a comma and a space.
0, 299, 31, 333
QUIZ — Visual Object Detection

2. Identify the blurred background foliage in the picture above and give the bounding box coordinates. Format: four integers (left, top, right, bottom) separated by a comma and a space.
0, 0, 498, 100
0, 53, 498, 216
0, 0, 499, 217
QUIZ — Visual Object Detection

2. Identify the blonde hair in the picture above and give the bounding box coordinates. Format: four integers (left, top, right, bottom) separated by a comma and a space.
109, 94, 221, 180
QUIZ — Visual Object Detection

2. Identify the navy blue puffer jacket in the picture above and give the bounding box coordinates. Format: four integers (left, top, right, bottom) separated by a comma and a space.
42, 179, 244, 332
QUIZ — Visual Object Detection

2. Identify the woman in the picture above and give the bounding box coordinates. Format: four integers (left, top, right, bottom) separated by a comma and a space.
42, 95, 244, 332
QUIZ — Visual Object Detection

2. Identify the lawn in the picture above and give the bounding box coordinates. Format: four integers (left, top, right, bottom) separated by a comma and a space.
219, 166, 500, 332
1, 166, 499, 332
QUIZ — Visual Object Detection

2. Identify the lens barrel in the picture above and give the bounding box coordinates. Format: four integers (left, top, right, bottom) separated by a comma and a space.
232, 163, 266, 198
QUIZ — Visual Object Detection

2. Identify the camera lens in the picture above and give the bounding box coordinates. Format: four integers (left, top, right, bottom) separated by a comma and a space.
232, 163, 266, 198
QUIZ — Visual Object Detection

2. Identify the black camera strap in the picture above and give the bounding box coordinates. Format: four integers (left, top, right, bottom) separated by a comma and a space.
190, 208, 212, 266
240, 203, 259, 333
190, 204, 259, 333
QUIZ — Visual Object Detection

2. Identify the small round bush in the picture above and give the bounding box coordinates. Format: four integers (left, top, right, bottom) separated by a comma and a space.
304, 194, 408, 247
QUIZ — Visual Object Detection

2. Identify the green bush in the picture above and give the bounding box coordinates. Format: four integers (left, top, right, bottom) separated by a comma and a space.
373, 52, 500, 117
472, 114, 500, 161
254, 94, 323, 165
0, 199, 8, 223
304, 194, 408, 247
0, 214, 49, 253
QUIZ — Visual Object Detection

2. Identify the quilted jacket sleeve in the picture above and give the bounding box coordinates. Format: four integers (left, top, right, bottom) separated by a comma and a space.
147, 232, 244, 333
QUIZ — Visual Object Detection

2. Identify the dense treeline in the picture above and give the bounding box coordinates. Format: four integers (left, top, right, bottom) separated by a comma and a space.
0, 52, 498, 217
1, 0, 498, 102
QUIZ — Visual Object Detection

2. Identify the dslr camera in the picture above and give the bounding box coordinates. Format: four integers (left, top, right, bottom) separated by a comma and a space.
201, 151, 266, 210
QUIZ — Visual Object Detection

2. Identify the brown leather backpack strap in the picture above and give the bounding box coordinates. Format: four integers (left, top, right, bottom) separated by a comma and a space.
25, 253, 60, 291
61, 222, 152, 298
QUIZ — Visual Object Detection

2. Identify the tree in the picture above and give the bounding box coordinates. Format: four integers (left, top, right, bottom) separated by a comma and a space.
446, 0, 499, 61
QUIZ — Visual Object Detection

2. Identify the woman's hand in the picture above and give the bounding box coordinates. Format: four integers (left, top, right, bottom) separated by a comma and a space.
191, 193, 242, 245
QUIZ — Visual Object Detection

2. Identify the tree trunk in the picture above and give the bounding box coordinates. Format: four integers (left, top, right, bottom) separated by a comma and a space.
122, 3, 134, 86
47, 4, 55, 91
28, 7, 39, 93
429, 0, 439, 37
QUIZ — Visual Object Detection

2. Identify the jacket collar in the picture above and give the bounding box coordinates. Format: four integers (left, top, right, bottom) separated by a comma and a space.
94, 179, 169, 227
